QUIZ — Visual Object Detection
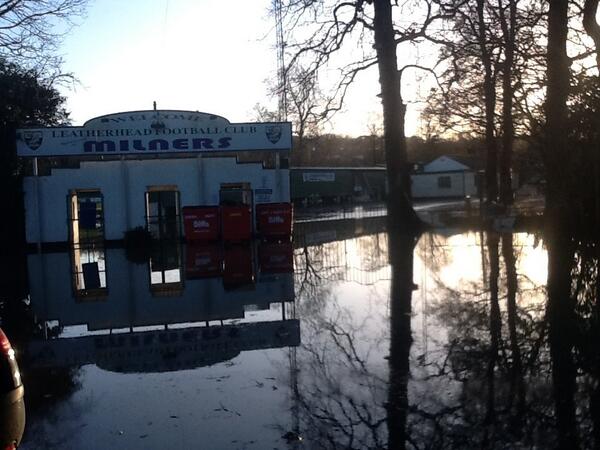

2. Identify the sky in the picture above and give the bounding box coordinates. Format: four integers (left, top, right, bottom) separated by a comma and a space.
57, 0, 422, 137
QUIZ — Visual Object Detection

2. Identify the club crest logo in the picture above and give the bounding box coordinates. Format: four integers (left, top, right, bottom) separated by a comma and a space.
265, 126, 282, 144
23, 131, 43, 151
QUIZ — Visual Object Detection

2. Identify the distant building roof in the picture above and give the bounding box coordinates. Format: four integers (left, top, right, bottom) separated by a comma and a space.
422, 156, 471, 173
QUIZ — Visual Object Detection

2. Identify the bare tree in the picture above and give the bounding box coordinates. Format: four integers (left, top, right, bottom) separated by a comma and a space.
0, 0, 87, 74
424, 0, 547, 205
284, 65, 324, 154
277, 0, 455, 229
498, 0, 517, 205
256, 63, 324, 165
476, 0, 501, 203
423, 0, 503, 202
544, 0, 580, 448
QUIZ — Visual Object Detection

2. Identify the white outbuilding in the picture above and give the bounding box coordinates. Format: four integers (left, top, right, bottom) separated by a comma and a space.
411, 156, 478, 199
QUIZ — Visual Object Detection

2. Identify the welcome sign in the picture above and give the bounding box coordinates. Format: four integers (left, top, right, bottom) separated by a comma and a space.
16, 110, 292, 157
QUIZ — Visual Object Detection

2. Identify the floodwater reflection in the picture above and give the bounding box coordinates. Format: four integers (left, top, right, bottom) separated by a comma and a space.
1, 217, 599, 448
288, 225, 592, 449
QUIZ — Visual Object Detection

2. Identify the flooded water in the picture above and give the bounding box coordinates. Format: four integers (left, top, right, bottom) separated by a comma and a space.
1, 215, 598, 449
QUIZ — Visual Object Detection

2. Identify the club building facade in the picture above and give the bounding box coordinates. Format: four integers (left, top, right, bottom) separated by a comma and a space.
17, 110, 292, 247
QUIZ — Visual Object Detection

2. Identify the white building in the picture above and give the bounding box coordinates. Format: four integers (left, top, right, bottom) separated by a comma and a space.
411, 156, 478, 199
17, 110, 292, 246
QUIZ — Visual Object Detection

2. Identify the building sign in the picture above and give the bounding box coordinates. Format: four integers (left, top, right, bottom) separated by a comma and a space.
16, 110, 292, 157
254, 188, 273, 203
302, 172, 335, 182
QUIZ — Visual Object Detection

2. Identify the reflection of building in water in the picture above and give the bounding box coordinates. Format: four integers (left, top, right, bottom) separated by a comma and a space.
29, 320, 300, 373
293, 216, 389, 285
149, 239, 183, 295
72, 247, 107, 297
27, 241, 298, 372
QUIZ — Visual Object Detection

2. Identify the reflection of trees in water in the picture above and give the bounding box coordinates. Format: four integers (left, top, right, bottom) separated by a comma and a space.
420, 231, 600, 448
294, 234, 390, 294
292, 301, 389, 449
574, 241, 600, 447
358, 232, 389, 273
415, 233, 452, 278
289, 233, 393, 449
421, 231, 557, 448
287, 231, 557, 448
288, 229, 600, 448
554, 238, 600, 449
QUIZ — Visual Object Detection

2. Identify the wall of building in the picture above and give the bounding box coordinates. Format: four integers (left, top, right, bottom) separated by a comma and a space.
290, 168, 387, 202
411, 171, 477, 199
23, 156, 289, 244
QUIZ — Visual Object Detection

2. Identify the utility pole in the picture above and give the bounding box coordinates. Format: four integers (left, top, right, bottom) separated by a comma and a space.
274, 0, 287, 121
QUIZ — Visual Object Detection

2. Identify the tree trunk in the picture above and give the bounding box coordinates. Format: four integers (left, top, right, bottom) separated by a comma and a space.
499, 0, 517, 205
386, 228, 418, 450
476, 0, 499, 203
485, 233, 501, 433
545, 1, 578, 447
373, 0, 420, 233
545, 0, 570, 216
547, 234, 579, 449
502, 233, 525, 421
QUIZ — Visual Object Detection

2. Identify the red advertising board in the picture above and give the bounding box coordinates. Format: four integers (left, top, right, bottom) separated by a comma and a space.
256, 203, 293, 237
183, 206, 220, 241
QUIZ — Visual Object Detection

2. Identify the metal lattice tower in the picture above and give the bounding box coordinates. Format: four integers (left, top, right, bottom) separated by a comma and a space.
274, 0, 287, 121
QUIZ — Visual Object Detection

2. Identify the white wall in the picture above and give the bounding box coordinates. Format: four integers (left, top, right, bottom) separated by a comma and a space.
411, 171, 477, 199
23, 156, 290, 244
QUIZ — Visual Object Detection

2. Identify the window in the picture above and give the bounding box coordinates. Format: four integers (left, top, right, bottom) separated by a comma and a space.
146, 187, 181, 240
69, 190, 105, 246
145, 187, 182, 296
219, 182, 252, 206
68, 190, 107, 299
437, 176, 452, 189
